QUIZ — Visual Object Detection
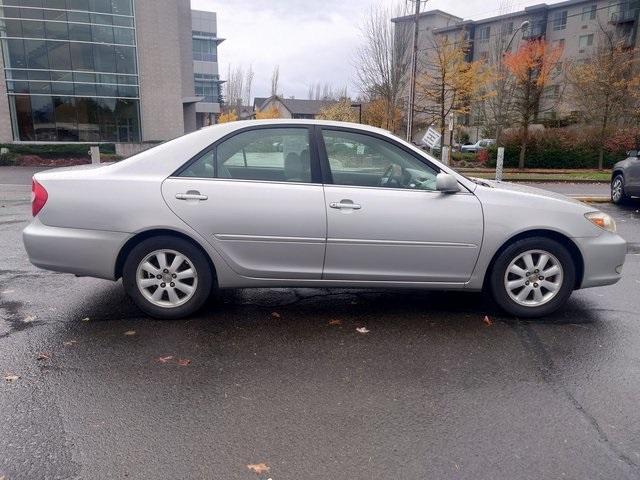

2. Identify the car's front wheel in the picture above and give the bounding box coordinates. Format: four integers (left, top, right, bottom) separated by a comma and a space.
489, 237, 576, 318
611, 174, 628, 205
123, 236, 213, 319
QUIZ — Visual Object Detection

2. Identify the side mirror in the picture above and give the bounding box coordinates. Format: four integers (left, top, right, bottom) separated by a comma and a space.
627, 150, 638, 158
436, 172, 460, 193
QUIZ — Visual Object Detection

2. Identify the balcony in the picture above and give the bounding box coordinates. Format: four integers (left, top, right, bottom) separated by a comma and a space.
609, 2, 639, 23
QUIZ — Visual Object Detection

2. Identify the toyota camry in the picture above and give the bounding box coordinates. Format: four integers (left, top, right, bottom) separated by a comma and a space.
23, 120, 626, 319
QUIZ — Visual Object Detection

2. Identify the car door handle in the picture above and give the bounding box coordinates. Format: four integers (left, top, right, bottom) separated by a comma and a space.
175, 192, 208, 201
330, 201, 361, 210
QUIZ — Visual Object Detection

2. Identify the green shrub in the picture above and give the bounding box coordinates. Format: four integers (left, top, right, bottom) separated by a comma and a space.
486, 127, 632, 169
0, 143, 116, 158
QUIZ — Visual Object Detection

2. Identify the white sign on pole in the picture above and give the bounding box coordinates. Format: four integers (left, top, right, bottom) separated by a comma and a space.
421, 127, 441, 149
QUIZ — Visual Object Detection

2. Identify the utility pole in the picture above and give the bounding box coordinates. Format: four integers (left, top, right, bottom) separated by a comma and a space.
406, 0, 422, 142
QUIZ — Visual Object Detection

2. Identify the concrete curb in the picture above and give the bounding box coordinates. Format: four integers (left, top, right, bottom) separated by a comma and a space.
570, 196, 611, 203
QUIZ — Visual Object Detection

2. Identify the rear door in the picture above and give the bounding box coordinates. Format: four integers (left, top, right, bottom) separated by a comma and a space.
162, 126, 327, 279
625, 155, 640, 196
319, 128, 483, 283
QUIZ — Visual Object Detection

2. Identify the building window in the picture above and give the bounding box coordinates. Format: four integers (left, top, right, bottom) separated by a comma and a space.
581, 4, 597, 21
192, 38, 217, 62
552, 10, 567, 30
579, 33, 594, 49
553, 38, 565, 50
194, 73, 220, 103
477, 25, 490, 42
500, 21, 513, 36
0, 0, 140, 142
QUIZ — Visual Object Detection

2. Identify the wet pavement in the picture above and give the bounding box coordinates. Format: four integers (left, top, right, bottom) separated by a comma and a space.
1, 175, 640, 480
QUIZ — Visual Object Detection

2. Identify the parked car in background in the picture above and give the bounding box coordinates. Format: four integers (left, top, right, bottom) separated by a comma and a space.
611, 150, 640, 204
24, 120, 625, 320
460, 139, 495, 153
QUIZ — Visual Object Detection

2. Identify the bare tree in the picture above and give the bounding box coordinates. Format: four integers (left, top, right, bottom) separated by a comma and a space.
243, 64, 254, 106
225, 64, 244, 112
568, 22, 640, 169
415, 36, 489, 143
271, 65, 280, 96
355, 4, 411, 133
480, 2, 519, 145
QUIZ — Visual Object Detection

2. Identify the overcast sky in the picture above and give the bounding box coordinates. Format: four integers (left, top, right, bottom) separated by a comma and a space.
189, 0, 566, 102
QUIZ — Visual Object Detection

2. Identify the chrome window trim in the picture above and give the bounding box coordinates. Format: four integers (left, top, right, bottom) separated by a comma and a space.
323, 182, 474, 195
167, 176, 323, 188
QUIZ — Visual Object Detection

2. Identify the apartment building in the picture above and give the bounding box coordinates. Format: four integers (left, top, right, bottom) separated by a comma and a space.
0, 0, 224, 143
393, 0, 639, 135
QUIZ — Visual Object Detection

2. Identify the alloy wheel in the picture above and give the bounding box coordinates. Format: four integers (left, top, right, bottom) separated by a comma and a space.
136, 249, 198, 308
612, 177, 623, 203
504, 249, 564, 307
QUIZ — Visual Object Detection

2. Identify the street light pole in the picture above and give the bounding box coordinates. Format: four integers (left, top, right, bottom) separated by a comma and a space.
496, 20, 529, 147
406, 0, 422, 143
504, 20, 530, 54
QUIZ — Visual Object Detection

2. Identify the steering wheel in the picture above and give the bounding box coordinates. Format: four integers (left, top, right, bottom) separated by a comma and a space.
379, 163, 405, 187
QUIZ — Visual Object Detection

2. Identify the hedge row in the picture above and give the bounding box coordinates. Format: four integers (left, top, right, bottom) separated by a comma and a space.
485, 145, 624, 169
0, 143, 116, 157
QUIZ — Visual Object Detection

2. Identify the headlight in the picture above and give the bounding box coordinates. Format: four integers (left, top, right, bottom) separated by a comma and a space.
585, 211, 616, 233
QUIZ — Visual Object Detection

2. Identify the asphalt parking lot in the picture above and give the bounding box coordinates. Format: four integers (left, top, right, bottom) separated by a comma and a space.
1, 169, 640, 480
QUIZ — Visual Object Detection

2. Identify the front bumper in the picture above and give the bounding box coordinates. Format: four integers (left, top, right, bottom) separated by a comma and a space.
575, 231, 627, 289
23, 218, 130, 280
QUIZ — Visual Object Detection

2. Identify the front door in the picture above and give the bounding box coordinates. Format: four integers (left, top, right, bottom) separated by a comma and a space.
320, 128, 483, 283
162, 126, 326, 279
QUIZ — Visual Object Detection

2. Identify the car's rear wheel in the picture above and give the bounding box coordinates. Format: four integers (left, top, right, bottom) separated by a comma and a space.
123, 236, 213, 319
489, 237, 575, 318
611, 174, 628, 205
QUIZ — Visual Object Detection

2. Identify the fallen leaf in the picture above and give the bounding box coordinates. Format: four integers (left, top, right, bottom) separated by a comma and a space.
247, 463, 270, 475
123, 330, 136, 336
36, 353, 50, 361
156, 355, 174, 364
23, 315, 36, 323
328, 319, 342, 326
177, 358, 191, 366
81, 317, 90, 322
356, 327, 370, 334
63, 340, 77, 346
4, 374, 20, 382
483, 315, 493, 327
271, 312, 281, 318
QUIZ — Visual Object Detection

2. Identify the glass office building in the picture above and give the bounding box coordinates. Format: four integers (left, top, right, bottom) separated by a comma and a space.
0, 0, 140, 142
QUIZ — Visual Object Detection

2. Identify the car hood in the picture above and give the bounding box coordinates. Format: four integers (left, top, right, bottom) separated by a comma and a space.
472, 178, 587, 206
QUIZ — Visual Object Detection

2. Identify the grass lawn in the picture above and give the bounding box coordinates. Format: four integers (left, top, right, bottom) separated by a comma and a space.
457, 168, 611, 182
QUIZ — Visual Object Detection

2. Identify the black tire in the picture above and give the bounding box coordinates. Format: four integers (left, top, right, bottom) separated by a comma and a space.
489, 237, 576, 318
611, 174, 628, 205
122, 235, 214, 319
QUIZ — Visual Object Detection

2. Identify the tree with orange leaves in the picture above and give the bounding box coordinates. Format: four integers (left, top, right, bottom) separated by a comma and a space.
503, 39, 563, 168
255, 105, 281, 120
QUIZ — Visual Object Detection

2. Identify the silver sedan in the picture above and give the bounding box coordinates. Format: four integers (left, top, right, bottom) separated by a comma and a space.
23, 120, 626, 319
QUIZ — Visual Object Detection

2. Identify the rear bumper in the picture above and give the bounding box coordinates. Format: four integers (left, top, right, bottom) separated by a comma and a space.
23, 218, 130, 280
575, 232, 627, 288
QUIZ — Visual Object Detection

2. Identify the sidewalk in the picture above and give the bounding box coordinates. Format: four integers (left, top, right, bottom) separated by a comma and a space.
519, 181, 609, 198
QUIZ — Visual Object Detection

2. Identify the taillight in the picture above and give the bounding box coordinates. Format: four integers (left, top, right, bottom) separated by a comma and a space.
31, 179, 48, 216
